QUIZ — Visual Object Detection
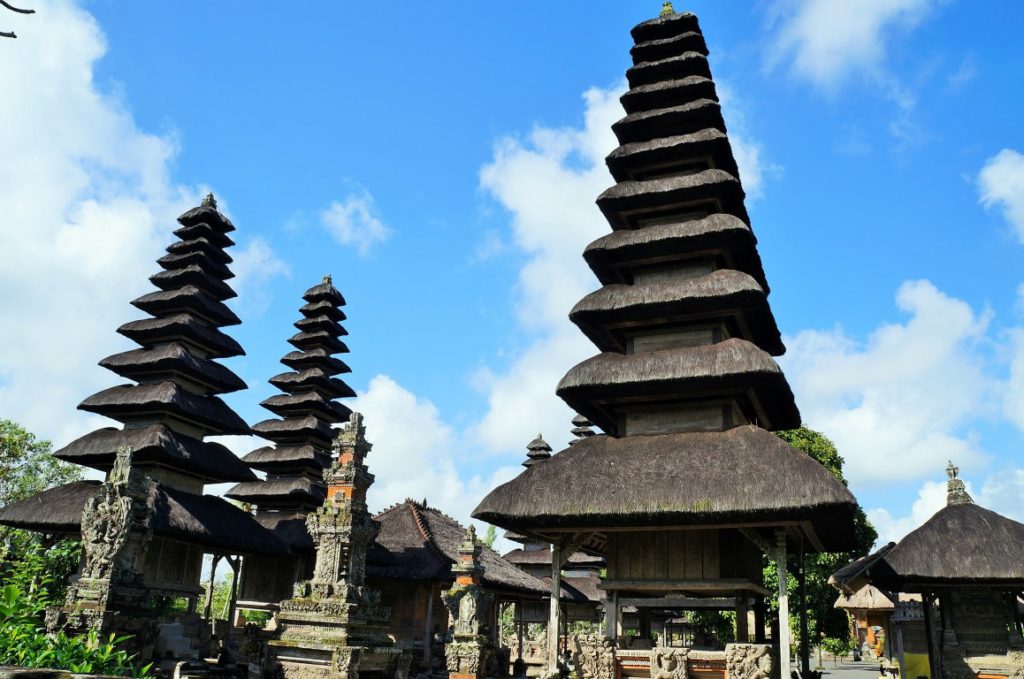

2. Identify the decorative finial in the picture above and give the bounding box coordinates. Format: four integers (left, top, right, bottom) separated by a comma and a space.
323, 274, 332, 285
660, 2, 675, 17
201, 192, 217, 209
945, 460, 973, 506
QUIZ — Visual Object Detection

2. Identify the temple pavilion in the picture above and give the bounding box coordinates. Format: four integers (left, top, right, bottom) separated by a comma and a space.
0, 195, 287, 657
830, 463, 1024, 679
225, 277, 354, 612
473, 7, 858, 679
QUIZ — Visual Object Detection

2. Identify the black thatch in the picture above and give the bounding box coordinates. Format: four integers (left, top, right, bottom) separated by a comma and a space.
303, 281, 345, 306
502, 548, 605, 569
99, 343, 247, 394
0, 481, 101, 533
606, 128, 739, 184
300, 300, 347, 322
268, 369, 355, 398
630, 10, 700, 43
157, 250, 233, 283
224, 478, 326, 506
626, 52, 712, 89
612, 98, 724, 147
861, 503, 1024, 589
473, 426, 857, 552
630, 31, 708, 64
0, 480, 289, 555
371, 500, 550, 595
150, 483, 288, 555
53, 424, 256, 483
619, 76, 718, 116
828, 544, 894, 593
260, 392, 353, 420
597, 169, 748, 230
150, 265, 236, 301
251, 416, 335, 447
255, 511, 315, 551
556, 574, 603, 603
281, 349, 351, 375
163, 236, 233, 266
293, 315, 348, 335
287, 331, 349, 354
523, 434, 552, 468
556, 337, 800, 433
242, 444, 331, 472
117, 313, 245, 359
172, 222, 234, 249
177, 204, 235, 234
582, 213, 767, 291
79, 382, 250, 435
569, 269, 783, 356
132, 285, 241, 327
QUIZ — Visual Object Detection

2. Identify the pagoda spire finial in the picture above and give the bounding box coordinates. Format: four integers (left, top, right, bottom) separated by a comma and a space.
946, 460, 973, 506
323, 274, 332, 285
660, 2, 675, 17
201, 192, 217, 209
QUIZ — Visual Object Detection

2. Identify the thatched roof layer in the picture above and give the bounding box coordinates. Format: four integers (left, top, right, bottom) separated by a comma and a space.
300, 300, 347, 322
612, 99, 724, 146
630, 31, 708, 64
556, 338, 799, 432
132, 285, 241, 327
269, 369, 355, 398
281, 349, 350, 374
293, 315, 348, 335
150, 265, 236, 300
569, 269, 783, 356
255, 511, 315, 551
0, 480, 289, 556
251, 416, 335, 446
80, 382, 250, 435
473, 426, 857, 551
626, 52, 712, 89
303, 281, 345, 305
117, 313, 245, 359
260, 392, 353, 420
502, 548, 605, 569
172, 222, 234, 249
288, 331, 349, 354
53, 424, 256, 483
177, 204, 235, 233
371, 500, 550, 595
597, 169, 748, 229
862, 503, 1024, 588
606, 128, 738, 184
619, 76, 718, 116
225, 478, 326, 506
582, 213, 766, 290
163, 236, 233, 266
631, 10, 699, 43
242, 444, 331, 471
834, 584, 894, 611
99, 343, 247, 394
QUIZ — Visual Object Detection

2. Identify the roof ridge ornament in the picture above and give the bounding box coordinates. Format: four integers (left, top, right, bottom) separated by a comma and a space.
201, 192, 217, 209
660, 2, 675, 17
946, 460, 973, 506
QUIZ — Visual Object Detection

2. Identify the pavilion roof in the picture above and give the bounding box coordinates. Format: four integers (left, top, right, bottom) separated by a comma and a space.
834, 584, 894, 611
502, 548, 605, 569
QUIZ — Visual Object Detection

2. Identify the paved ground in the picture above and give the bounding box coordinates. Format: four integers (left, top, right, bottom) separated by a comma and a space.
816, 660, 887, 679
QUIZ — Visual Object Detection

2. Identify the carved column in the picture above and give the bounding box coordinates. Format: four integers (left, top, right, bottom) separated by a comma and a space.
774, 530, 790, 679
443, 526, 494, 679
47, 447, 156, 653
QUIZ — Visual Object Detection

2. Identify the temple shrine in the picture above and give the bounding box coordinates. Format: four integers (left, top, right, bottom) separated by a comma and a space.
473, 6, 859, 679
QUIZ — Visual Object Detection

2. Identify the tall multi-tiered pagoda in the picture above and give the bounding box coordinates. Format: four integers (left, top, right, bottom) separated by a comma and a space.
474, 7, 858, 679
0, 194, 287, 653
226, 277, 354, 608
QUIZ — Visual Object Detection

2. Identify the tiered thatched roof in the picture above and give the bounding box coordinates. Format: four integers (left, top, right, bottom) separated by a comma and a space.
522, 434, 552, 468
368, 499, 549, 596
475, 8, 856, 547
226, 277, 352, 512
53, 197, 255, 484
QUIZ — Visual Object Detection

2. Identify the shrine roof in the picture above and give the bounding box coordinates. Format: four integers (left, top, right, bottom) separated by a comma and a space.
53, 424, 256, 483
99, 343, 247, 395
473, 426, 858, 552
79, 381, 250, 436
597, 169, 749, 230
132, 285, 241, 327
117, 313, 245, 359
241, 444, 331, 471
0, 480, 101, 533
630, 31, 709, 63
834, 584, 894, 611
224, 477, 326, 506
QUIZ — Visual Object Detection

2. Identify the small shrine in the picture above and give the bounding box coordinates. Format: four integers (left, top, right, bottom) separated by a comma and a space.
227, 277, 354, 612
443, 527, 495, 679
830, 462, 1024, 679
268, 412, 409, 679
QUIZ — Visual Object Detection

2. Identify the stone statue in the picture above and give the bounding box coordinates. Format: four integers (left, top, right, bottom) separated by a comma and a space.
651, 647, 688, 679
724, 643, 773, 679
572, 634, 616, 679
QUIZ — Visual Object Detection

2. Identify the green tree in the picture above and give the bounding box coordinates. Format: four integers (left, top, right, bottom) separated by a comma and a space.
765, 428, 878, 667
481, 524, 498, 549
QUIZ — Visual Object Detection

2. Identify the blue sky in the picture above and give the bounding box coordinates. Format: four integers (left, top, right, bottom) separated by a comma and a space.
2, 1, 1024, 549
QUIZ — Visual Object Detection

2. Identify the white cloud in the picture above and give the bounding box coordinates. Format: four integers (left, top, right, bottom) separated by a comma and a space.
0, 1, 202, 447
765, 0, 938, 90
229, 236, 292, 317
978, 148, 1024, 242
947, 55, 977, 90
354, 375, 520, 530
715, 83, 781, 200
320, 189, 391, 256
783, 280, 994, 485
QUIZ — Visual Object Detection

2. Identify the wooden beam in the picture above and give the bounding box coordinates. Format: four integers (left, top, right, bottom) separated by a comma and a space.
598, 578, 770, 596
617, 596, 735, 609
739, 528, 773, 555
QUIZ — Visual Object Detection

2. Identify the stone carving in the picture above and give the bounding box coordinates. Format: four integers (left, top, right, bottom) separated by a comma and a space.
332, 648, 361, 679
571, 634, 616, 679
651, 647, 688, 679
1008, 651, 1024, 679
724, 644, 773, 679
442, 526, 493, 679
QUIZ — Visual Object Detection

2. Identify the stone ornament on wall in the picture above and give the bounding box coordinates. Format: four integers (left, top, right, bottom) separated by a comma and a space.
724, 643, 773, 679
651, 647, 688, 679
572, 634, 616, 679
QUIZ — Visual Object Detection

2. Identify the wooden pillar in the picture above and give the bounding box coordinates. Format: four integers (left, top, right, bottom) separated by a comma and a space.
203, 554, 221, 620
922, 593, 938, 679
639, 607, 651, 641
775, 531, 791, 679
797, 548, 810, 676
517, 598, 525, 660
605, 592, 617, 641
548, 544, 562, 672
224, 556, 241, 651
755, 597, 766, 643
615, 591, 623, 640
736, 595, 749, 643
424, 583, 435, 663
